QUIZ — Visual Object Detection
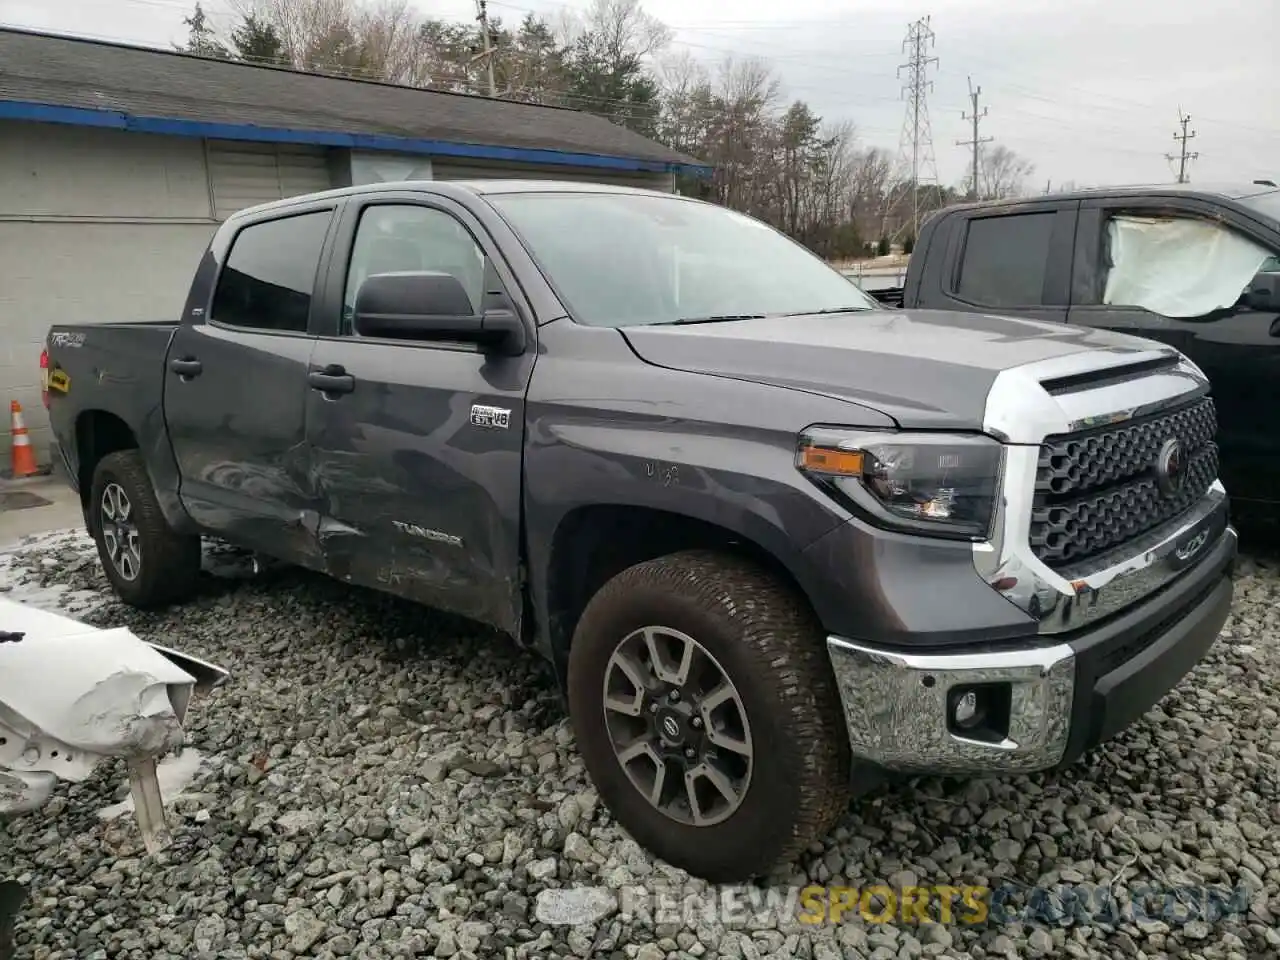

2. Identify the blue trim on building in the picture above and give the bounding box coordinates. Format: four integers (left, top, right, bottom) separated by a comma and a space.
0, 99, 714, 178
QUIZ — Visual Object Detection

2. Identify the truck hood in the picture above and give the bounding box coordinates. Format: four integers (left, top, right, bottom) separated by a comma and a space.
621, 309, 1160, 430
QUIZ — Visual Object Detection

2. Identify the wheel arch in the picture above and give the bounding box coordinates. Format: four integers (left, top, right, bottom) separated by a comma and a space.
74, 408, 195, 533
75, 410, 138, 513
538, 503, 824, 688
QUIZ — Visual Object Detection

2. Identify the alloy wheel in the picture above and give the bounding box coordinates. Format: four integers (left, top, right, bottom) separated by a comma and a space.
602, 626, 754, 826
100, 482, 141, 581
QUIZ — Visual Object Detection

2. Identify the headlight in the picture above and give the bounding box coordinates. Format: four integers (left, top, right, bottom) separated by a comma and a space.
796, 428, 1004, 540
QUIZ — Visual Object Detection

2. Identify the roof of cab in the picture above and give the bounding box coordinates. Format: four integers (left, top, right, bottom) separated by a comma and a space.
945, 181, 1278, 214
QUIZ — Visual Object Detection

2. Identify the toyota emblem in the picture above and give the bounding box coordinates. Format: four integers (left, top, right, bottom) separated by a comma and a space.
661, 715, 680, 739
1155, 437, 1186, 496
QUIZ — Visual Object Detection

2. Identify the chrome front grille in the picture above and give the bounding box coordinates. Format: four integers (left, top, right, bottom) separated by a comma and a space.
1029, 397, 1219, 568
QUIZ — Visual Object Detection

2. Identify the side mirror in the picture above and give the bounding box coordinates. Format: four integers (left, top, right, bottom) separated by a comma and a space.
1245, 271, 1280, 312
352, 271, 526, 355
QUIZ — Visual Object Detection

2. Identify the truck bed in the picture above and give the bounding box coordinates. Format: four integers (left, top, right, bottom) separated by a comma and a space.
44, 321, 180, 483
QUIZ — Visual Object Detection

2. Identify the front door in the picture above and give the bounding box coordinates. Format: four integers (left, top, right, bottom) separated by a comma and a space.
304, 193, 537, 636
1067, 199, 1280, 508
165, 206, 338, 566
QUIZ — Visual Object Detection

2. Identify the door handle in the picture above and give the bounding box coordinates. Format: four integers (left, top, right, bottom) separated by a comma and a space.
169, 357, 202, 378
309, 365, 355, 395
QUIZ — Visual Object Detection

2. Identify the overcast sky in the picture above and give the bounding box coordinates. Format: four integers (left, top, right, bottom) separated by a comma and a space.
2, 0, 1275, 189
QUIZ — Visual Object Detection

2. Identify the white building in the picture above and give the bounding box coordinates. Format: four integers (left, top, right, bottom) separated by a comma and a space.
0, 28, 708, 463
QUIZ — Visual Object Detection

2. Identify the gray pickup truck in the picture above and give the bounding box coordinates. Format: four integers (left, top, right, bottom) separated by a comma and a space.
44, 180, 1236, 882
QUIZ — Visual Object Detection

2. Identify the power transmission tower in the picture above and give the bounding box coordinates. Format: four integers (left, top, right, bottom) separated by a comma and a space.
1165, 108, 1199, 183
956, 76, 992, 200
471, 0, 497, 97
886, 15, 942, 244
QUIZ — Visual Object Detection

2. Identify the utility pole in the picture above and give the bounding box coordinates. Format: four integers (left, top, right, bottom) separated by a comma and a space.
1165, 108, 1199, 183
891, 15, 940, 242
472, 0, 497, 97
956, 76, 992, 200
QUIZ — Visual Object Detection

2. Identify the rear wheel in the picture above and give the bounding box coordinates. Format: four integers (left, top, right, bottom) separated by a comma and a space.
88, 450, 201, 608
567, 549, 852, 882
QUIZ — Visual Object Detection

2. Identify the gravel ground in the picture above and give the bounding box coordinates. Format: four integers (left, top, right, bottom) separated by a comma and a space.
2, 530, 1279, 960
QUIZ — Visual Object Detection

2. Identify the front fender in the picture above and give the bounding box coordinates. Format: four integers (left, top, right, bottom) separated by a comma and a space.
523, 414, 854, 660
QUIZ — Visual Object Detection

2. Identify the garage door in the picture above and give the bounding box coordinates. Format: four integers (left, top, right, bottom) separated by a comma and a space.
207, 141, 334, 220
0, 222, 217, 461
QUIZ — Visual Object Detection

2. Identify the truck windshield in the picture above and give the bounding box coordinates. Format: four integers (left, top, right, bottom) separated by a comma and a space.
487, 192, 879, 327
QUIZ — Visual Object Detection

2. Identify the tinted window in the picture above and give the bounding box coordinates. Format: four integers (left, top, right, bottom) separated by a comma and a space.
342, 205, 486, 335
956, 213, 1055, 307
211, 211, 332, 332
489, 192, 877, 328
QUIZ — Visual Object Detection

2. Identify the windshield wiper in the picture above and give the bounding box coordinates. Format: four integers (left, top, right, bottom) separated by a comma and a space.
779, 306, 873, 317
666, 314, 769, 325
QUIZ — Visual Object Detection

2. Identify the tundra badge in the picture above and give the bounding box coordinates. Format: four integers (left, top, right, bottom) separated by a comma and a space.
470, 404, 511, 430
393, 521, 462, 547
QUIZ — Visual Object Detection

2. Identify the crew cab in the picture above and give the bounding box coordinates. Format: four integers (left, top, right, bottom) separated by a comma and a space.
873, 182, 1280, 527
44, 181, 1236, 882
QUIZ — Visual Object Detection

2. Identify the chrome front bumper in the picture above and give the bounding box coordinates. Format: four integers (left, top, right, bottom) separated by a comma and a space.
826, 519, 1236, 775
826, 635, 1076, 773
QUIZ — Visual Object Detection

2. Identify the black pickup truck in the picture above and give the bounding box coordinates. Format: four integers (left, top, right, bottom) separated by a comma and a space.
870, 183, 1280, 527
44, 180, 1236, 882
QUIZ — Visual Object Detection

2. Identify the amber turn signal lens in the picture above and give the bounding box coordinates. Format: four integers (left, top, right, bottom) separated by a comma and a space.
797, 446, 864, 476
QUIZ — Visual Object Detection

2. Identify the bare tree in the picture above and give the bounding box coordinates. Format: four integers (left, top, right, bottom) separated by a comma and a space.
655, 51, 713, 159
708, 56, 780, 213
977, 144, 1035, 200
568, 0, 671, 61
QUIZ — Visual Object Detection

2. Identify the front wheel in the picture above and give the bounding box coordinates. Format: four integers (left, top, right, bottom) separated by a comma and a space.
88, 450, 202, 608
567, 550, 852, 882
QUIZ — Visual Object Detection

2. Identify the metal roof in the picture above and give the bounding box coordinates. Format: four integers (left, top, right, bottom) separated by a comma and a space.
0, 27, 710, 176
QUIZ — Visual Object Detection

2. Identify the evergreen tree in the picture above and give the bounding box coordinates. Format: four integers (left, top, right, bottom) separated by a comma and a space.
179, 3, 230, 59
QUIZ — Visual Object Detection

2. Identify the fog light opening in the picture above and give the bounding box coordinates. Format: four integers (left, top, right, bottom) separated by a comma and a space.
946, 682, 1013, 743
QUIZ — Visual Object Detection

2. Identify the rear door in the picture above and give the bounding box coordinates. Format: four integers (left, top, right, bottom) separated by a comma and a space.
919, 201, 1078, 325
303, 191, 537, 636
164, 204, 339, 566
1067, 196, 1280, 507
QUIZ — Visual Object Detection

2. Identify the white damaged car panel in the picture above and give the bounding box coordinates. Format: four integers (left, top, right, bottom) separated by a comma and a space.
0, 597, 227, 848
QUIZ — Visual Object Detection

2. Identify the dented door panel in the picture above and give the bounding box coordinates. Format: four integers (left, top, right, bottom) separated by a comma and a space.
304, 339, 533, 635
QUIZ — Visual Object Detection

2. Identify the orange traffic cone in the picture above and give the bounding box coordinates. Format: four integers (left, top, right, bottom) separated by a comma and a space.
10, 400, 39, 478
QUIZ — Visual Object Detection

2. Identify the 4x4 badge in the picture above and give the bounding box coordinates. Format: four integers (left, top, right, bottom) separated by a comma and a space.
1174, 528, 1209, 561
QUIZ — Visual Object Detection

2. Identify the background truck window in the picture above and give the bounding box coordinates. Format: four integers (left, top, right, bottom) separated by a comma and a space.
955, 212, 1055, 308
210, 211, 332, 333
1102, 214, 1273, 319
342, 205, 486, 335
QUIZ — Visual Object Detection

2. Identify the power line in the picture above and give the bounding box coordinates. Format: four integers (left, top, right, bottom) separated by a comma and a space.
956, 76, 992, 200
888, 15, 940, 241
1165, 108, 1199, 183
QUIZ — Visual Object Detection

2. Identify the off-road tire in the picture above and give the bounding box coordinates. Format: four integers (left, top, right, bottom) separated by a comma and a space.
88, 450, 202, 608
567, 549, 852, 882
